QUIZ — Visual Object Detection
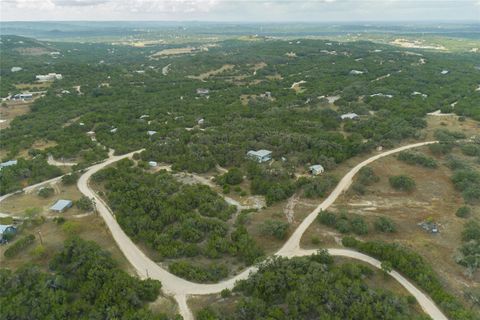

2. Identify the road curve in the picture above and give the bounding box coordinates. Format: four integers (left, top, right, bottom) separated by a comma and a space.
76, 141, 447, 320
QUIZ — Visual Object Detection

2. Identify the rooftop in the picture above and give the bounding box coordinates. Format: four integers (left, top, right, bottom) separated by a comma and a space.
50, 199, 73, 212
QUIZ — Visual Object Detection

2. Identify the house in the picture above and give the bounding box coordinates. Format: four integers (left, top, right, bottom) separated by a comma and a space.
440, 70, 449, 75
11, 93, 33, 101
349, 70, 364, 75
340, 113, 359, 120
148, 161, 158, 167
147, 130, 157, 136
309, 164, 325, 176
11, 67, 22, 72
247, 149, 272, 163
36, 73, 63, 82
86, 131, 95, 136
196, 88, 209, 95
370, 93, 393, 98
0, 225, 17, 243
198, 118, 205, 125
50, 199, 73, 213
110, 128, 118, 133
0, 160, 18, 171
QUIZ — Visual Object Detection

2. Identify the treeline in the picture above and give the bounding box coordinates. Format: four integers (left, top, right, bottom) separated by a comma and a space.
398, 151, 438, 168
0, 157, 62, 195
93, 160, 263, 281
197, 251, 427, 320
0, 237, 178, 320
456, 221, 480, 275
342, 237, 477, 320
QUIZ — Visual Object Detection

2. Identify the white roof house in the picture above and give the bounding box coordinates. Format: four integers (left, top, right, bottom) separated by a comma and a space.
147, 130, 157, 136
12, 93, 33, 101
349, 70, 365, 75
110, 128, 118, 133
309, 164, 325, 175
148, 161, 158, 167
11, 67, 22, 72
370, 93, 393, 98
36, 73, 63, 82
198, 118, 205, 125
440, 70, 449, 75
196, 88, 210, 95
0, 160, 18, 171
50, 199, 73, 213
247, 149, 272, 163
340, 113, 359, 120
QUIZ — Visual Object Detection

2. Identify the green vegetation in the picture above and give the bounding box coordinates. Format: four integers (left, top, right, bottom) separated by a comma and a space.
352, 166, 380, 194
389, 175, 416, 192
456, 221, 480, 274
3, 234, 35, 258
342, 237, 477, 320
0, 157, 62, 195
93, 161, 263, 280
259, 219, 289, 240
318, 210, 369, 235
169, 261, 228, 283
398, 151, 438, 168
451, 169, 480, 204
374, 216, 397, 233
0, 237, 175, 319
37, 186, 54, 198
61, 172, 79, 185
75, 195, 94, 211
456, 206, 472, 218
216, 168, 243, 186
197, 251, 426, 320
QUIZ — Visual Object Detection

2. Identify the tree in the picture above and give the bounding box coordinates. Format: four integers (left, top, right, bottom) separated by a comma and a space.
75, 196, 94, 212
374, 217, 397, 233
389, 175, 416, 192
37, 187, 54, 198
260, 220, 289, 240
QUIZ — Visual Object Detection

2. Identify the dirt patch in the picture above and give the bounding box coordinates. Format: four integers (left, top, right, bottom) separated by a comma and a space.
151, 47, 196, 57
15, 82, 52, 90
188, 64, 235, 81
14, 47, 51, 56
266, 73, 283, 81
291, 80, 306, 93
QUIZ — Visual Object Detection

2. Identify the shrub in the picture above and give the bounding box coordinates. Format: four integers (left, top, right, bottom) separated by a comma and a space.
38, 187, 54, 198
461, 144, 480, 157
169, 261, 228, 282
220, 288, 232, 298
429, 142, 453, 155
350, 216, 369, 235
374, 217, 397, 233
318, 211, 337, 227
260, 220, 289, 240
62, 221, 81, 234
53, 216, 66, 224
75, 196, 94, 211
397, 151, 437, 168
4, 234, 35, 258
31, 244, 47, 258
222, 168, 244, 185
389, 175, 416, 192
62, 172, 79, 185
456, 206, 471, 218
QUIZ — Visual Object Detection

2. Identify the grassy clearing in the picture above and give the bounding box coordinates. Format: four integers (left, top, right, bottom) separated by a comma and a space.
188, 64, 235, 81
0, 102, 31, 129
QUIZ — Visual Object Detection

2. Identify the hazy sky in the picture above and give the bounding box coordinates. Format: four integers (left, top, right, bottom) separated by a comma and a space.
1, 0, 479, 22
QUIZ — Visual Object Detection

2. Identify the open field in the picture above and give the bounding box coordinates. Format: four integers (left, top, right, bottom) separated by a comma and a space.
0, 102, 31, 129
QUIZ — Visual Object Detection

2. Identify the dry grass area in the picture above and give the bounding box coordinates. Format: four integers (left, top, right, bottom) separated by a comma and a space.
0, 181, 133, 274
14, 47, 51, 56
266, 73, 283, 80
0, 101, 31, 129
188, 64, 235, 81
15, 82, 52, 90
301, 145, 480, 305
425, 115, 480, 140
150, 47, 196, 57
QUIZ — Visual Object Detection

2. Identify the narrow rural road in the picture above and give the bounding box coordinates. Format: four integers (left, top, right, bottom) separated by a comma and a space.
74, 140, 448, 320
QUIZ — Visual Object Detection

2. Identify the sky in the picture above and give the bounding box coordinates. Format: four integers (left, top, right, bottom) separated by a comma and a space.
1, 0, 479, 22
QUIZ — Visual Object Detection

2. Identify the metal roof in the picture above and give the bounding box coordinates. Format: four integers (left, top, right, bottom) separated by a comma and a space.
248, 149, 272, 157
50, 199, 72, 211
0, 225, 15, 234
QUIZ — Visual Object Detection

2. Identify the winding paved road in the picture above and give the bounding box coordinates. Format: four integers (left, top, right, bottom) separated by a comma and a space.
1, 142, 447, 319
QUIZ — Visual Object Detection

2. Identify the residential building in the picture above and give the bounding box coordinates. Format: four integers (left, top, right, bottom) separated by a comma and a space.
196, 88, 209, 95
147, 130, 157, 136
247, 149, 272, 163
309, 164, 325, 176
0, 225, 17, 243
11, 67, 22, 72
50, 199, 73, 213
148, 161, 158, 167
0, 160, 18, 171
11, 93, 33, 101
36, 73, 63, 82
340, 113, 359, 120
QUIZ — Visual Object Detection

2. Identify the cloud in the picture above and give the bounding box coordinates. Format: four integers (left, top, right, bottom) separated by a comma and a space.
54, 0, 110, 6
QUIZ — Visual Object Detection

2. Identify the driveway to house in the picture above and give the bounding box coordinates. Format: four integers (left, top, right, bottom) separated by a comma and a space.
75, 140, 448, 320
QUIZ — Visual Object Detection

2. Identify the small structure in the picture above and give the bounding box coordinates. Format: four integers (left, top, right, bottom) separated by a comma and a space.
340, 113, 359, 120
197, 118, 205, 125
147, 130, 157, 136
86, 131, 95, 136
0, 225, 17, 243
110, 128, 118, 133
349, 70, 364, 75
50, 199, 73, 213
0, 160, 18, 171
36, 73, 63, 82
196, 88, 209, 95
11, 67, 22, 72
440, 70, 449, 75
247, 149, 272, 163
148, 161, 158, 167
140, 114, 149, 119
370, 93, 393, 98
309, 164, 325, 176
11, 93, 33, 101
